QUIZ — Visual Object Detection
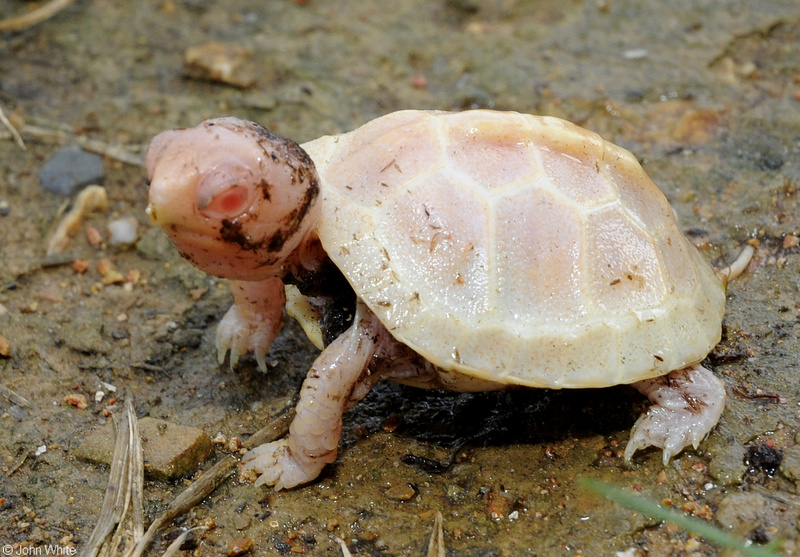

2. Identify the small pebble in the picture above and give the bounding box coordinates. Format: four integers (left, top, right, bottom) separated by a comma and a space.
382, 413, 403, 433
39, 145, 105, 197
411, 74, 428, 89
227, 437, 243, 453
85, 226, 103, 247
622, 48, 649, 60
446, 0, 480, 14
107, 217, 139, 246
100, 269, 125, 286
97, 258, 125, 285
227, 537, 253, 556
233, 514, 252, 531
99, 380, 117, 393
72, 259, 89, 274
64, 393, 88, 410
184, 42, 256, 88
212, 433, 227, 445
0, 200, 9, 216
0, 333, 10, 357
384, 482, 417, 501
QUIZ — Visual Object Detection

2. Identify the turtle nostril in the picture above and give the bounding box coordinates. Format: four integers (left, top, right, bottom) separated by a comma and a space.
145, 205, 158, 224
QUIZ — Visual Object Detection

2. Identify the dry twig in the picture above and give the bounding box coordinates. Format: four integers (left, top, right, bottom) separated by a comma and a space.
80, 396, 295, 556
0, 103, 25, 149
717, 244, 755, 285
0, 123, 144, 166
159, 526, 208, 557
82, 399, 141, 557
426, 511, 445, 557
46, 185, 109, 255
125, 404, 295, 557
0, 0, 79, 33
0, 382, 31, 407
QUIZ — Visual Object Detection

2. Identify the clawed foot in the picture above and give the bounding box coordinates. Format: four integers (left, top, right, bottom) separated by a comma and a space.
239, 303, 391, 490
239, 439, 328, 491
216, 277, 285, 372
624, 364, 726, 464
625, 405, 708, 464
216, 304, 280, 372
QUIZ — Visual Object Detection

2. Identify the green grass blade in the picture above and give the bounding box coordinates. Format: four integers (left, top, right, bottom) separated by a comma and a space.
578, 477, 781, 557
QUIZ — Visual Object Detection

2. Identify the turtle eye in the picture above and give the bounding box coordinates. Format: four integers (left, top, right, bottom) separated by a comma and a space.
200, 184, 251, 218
196, 158, 256, 218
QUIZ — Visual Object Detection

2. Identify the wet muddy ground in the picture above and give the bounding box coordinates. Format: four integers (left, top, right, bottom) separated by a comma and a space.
1, 0, 800, 555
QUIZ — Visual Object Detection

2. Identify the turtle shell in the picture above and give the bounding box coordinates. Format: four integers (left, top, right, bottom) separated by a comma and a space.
301, 110, 725, 388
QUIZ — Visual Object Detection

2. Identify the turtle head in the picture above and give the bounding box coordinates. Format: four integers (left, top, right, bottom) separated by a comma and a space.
145, 117, 321, 281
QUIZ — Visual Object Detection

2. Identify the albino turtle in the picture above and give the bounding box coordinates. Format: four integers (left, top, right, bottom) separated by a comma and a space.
145, 110, 745, 490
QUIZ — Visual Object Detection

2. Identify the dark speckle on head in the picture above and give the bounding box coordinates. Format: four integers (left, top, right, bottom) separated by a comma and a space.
257, 178, 271, 201
199, 118, 320, 266
245, 120, 321, 255
217, 217, 281, 266
219, 218, 251, 248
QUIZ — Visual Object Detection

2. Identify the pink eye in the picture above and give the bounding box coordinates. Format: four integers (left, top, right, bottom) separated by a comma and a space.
202, 185, 250, 217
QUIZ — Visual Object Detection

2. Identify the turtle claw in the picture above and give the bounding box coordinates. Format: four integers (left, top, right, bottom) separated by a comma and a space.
240, 439, 326, 491
215, 305, 275, 372
624, 364, 726, 464
625, 405, 704, 464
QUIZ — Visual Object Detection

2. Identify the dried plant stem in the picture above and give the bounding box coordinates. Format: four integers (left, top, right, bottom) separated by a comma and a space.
125, 405, 295, 557
0, 0, 79, 33
82, 399, 141, 557
160, 526, 208, 557
0, 382, 31, 407
717, 244, 755, 285
0, 123, 144, 166
426, 511, 445, 557
0, 103, 25, 149
130, 411, 145, 541
46, 185, 109, 255
81, 396, 295, 556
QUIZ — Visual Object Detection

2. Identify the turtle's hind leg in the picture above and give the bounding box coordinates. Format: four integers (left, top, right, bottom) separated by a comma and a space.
624, 364, 725, 464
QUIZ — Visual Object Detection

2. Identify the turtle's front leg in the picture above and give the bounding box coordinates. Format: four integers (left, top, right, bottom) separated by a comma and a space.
217, 277, 285, 371
240, 301, 384, 490
624, 364, 726, 464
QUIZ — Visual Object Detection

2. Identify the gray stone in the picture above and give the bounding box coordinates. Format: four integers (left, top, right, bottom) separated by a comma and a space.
705, 434, 747, 486
135, 226, 179, 260
715, 490, 799, 544
779, 445, 800, 482
39, 145, 105, 197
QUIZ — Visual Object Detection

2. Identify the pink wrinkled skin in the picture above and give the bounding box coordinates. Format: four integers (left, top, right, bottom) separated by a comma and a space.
146, 117, 320, 281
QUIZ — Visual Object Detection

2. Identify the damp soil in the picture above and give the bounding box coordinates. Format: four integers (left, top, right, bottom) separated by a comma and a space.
1, 1, 800, 555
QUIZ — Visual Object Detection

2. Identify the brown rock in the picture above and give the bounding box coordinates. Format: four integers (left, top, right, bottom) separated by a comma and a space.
183, 42, 256, 88
384, 482, 417, 501
75, 416, 213, 480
